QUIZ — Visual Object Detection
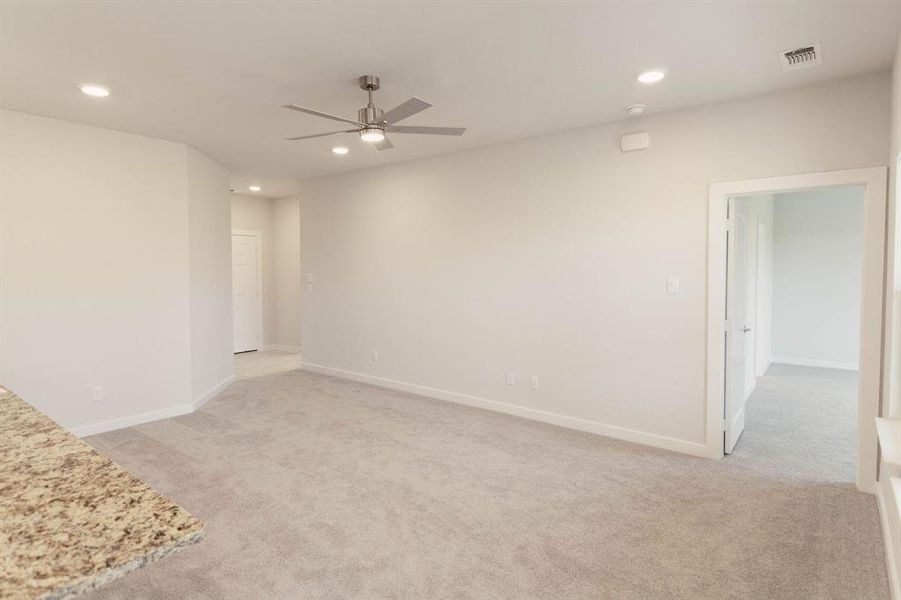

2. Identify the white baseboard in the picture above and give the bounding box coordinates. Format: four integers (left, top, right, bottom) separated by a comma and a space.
299, 362, 713, 459
193, 375, 235, 411
70, 375, 235, 438
260, 344, 301, 353
877, 483, 901, 600
70, 403, 193, 438
771, 356, 859, 371
756, 358, 774, 377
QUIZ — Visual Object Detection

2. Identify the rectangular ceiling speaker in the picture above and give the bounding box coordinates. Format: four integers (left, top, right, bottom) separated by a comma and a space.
779, 43, 822, 72
620, 132, 649, 153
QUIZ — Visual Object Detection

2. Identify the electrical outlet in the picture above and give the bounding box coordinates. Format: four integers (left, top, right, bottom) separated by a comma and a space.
92, 386, 104, 403
371, 350, 379, 363
529, 376, 539, 390
505, 371, 515, 385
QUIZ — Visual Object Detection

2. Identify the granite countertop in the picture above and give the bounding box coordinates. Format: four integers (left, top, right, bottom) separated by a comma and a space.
0, 387, 203, 599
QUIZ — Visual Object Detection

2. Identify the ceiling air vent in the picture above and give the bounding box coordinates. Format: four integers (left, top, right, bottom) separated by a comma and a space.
779, 43, 822, 72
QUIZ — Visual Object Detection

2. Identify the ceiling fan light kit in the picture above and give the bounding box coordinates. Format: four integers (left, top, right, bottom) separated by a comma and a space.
283, 74, 466, 151
360, 127, 385, 143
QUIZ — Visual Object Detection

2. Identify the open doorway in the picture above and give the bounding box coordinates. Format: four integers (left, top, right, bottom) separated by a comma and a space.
724, 187, 865, 482
230, 193, 303, 380
706, 168, 887, 492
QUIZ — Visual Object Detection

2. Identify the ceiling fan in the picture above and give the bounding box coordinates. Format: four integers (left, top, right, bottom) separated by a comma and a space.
283, 75, 466, 151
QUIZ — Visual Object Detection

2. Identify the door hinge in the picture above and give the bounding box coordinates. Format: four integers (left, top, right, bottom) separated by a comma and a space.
722, 418, 727, 431
723, 319, 731, 332
725, 220, 734, 232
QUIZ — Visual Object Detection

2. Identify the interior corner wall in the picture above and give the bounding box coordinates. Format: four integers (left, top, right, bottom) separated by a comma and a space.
0, 109, 194, 430
187, 147, 233, 403
0, 109, 234, 433
298, 71, 890, 454
771, 187, 865, 370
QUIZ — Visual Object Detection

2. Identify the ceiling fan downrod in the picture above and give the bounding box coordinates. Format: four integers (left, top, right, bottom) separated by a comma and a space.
358, 75, 383, 126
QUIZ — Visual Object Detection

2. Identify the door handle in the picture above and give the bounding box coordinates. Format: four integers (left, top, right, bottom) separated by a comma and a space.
742, 327, 752, 333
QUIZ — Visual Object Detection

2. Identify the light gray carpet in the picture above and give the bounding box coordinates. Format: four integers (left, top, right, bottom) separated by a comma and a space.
233, 349, 303, 381
83, 364, 889, 599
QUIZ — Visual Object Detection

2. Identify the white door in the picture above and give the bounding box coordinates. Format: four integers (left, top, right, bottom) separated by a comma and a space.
743, 214, 758, 400
754, 221, 773, 377
725, 201, 752, 453
232, 233, 261, 353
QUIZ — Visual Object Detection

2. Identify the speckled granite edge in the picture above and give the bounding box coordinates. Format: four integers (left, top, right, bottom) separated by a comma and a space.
0, 387, 204, 599
39, 529, 204, 600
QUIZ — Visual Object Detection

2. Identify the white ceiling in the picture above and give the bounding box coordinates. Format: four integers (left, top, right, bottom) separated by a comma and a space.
2, 1, 900, 197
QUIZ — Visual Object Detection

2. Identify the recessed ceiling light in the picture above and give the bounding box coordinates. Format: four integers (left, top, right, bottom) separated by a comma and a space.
332, 146, 349, 155
79, 83, 111, 97
359, 128, 385, 143
248, 185, 261, 192
637, 69, 666, 84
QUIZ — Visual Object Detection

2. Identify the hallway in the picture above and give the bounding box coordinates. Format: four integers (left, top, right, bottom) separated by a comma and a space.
234, 349, 303, 381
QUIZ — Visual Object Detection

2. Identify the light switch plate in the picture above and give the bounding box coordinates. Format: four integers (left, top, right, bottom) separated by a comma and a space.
666, 276, 680, 294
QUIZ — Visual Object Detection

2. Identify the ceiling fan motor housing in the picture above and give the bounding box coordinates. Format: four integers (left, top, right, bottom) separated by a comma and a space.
358, 106, 384, 126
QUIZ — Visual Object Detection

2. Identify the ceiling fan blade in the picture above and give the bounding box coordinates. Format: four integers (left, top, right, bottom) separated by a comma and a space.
283, 104, 365, 127
374, 136, 394, 151
284, 129, 357, 141
381, 97, 433, 125
386, 125, 466, 136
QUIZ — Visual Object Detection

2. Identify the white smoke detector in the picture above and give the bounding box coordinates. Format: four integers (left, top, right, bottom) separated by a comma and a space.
625, 104, 646, 116
779, 43, 822, 72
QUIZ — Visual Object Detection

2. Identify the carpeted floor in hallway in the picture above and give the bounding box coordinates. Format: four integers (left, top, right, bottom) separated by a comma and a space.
83, 363, 889, 599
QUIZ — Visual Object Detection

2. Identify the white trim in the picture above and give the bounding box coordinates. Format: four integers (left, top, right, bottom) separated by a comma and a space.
877, 483, 901, 600
707, 167, 888, 494
69, 376, 234, 438
193, 375, 234, 411
770, 357, 859, 371
69, 403, 193, 438
260, 344, 301, 353
299, 362, 715, 459
231, 229, 264, 352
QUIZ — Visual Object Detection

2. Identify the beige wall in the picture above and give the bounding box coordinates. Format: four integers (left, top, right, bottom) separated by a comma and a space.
880, 35, 901, 598
187, 147, 233, 402
273, 196, 302, 349
299, 72, 890, 453
893, 38, 901, 170
772, 187, 864, 369
0, 109, 232, 432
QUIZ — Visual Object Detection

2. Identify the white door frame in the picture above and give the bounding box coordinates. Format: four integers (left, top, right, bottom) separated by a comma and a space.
232, 229, 264, 353
706, 167, 888, 493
